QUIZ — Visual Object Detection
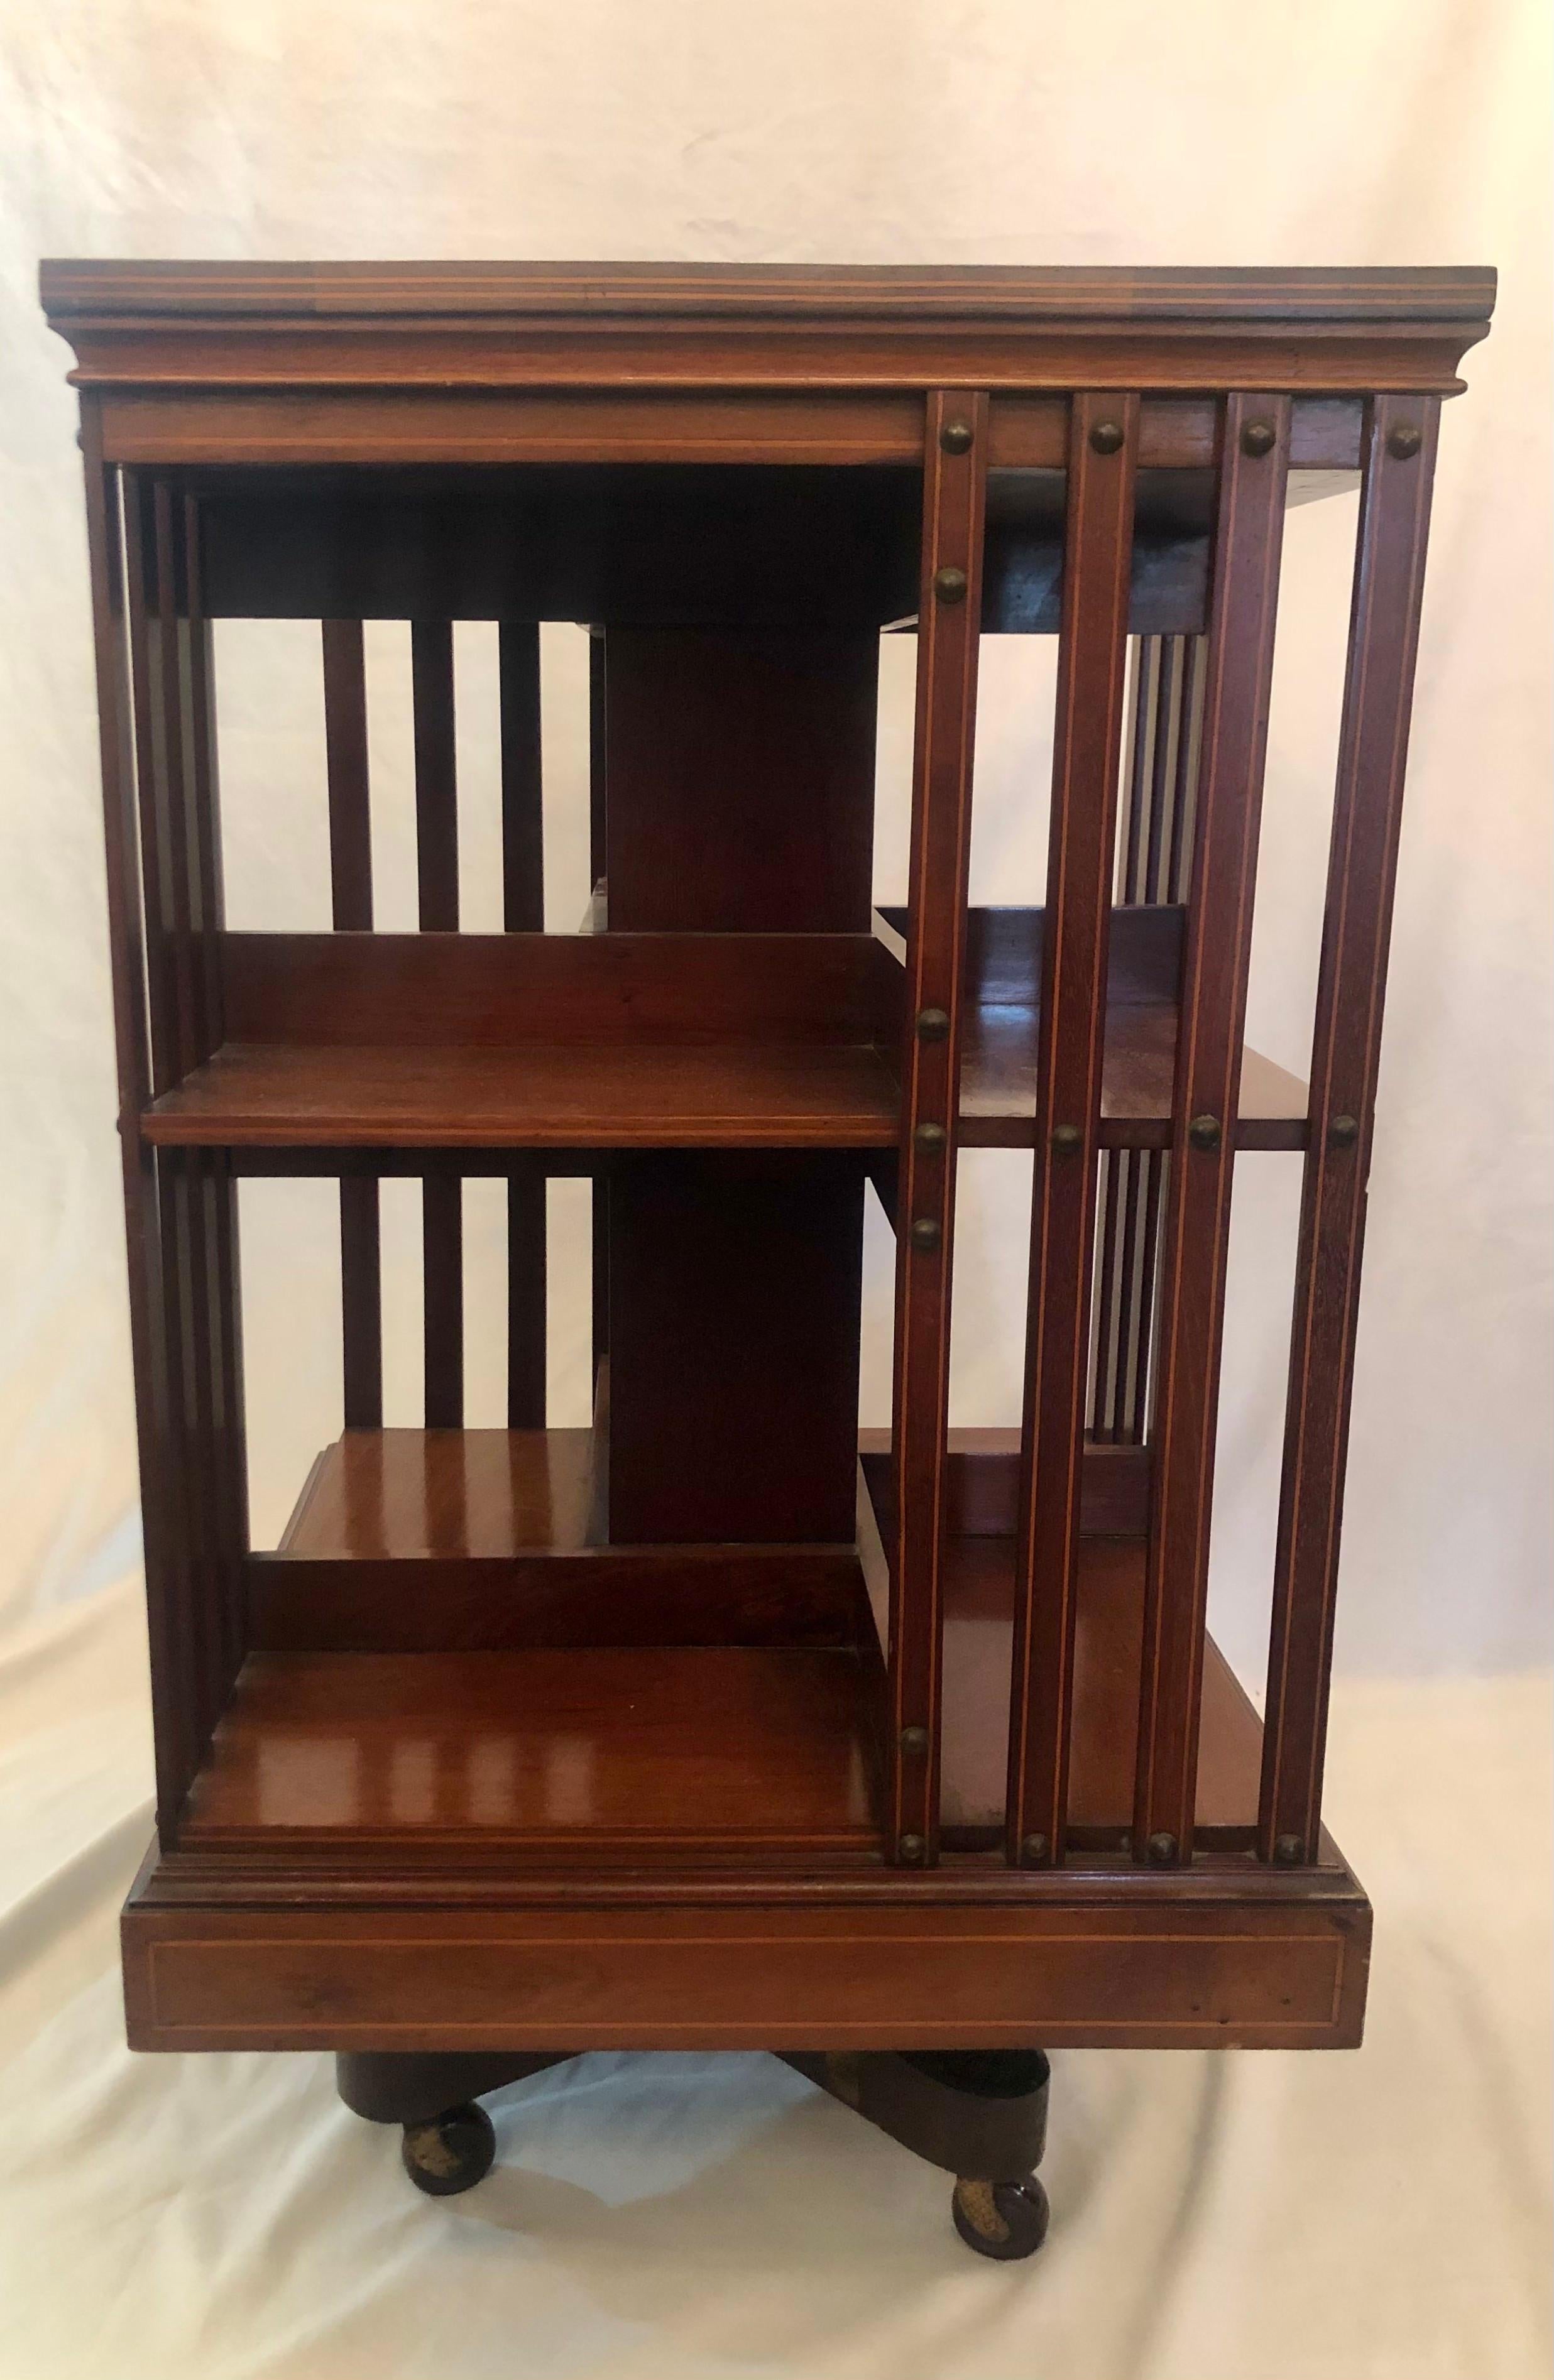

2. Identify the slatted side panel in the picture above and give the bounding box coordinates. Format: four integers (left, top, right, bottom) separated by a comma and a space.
1005, 393, 1139, 1868
500, 622, 547, 1428
887, 389, 989, 1868
1134, 396, 1291, 1865
123, 471, 248, 1829
589, 628, 610, 1380
321, 618, 383, 1429
1259, 395, 1441, 1865
411, 619, 464, 1428
1087, 631, 1206, 1446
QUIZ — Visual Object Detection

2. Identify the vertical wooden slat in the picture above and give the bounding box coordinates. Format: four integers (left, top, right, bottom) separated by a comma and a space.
500, 622, 544, 934
500, 622, 547, 1429
1166, 638, 1207, 903
588, 625, 607, 897
411, 620, 463, 1429
421, 1171, 465, 1430
322, 620, 373, 929
1141, 637, 1179, 902
84, 422, 196, 1836
322, 618, 383, 1431
1259, 393, 1442, 1865
123, 480, 178, 1098
150, 479, 204, 1078
339, 1178, 383, 1430
183, 498, 248, 1684
1121, 637, 1156, 904
1135, 394, 1291, 1864
412, 618, 459, 928
587, 630, 610, 1387
887, 388, 988, 1867
1006, 390, 1139, 1867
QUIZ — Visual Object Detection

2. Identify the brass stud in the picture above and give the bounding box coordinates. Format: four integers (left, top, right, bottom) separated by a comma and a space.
1021, 1832, 1050, 1863
1089, 419, 1125, 455
1146, 1830, 1179, 1865
1188, 1112, 1222, 1152
1273, 1833, 1305, 1866
900, 1724, 929, 1755
933, 565, 968, 604
1387, 423, 1423, 461
940, 418, 974, 454
1328, 1112, 1360, 1149
913, 1120, 947, 1153
1240, 420, 1276, 459
899, 1833, 926, 1864
1050, 1122, 1083, 1155
910, 1216, 942, 1253
916, 1007, 950, 1042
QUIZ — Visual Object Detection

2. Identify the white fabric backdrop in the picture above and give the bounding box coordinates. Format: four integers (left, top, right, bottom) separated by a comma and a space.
0, 3, 1548, 2374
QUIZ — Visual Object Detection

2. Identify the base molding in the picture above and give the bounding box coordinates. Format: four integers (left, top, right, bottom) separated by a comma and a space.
122, 1842, 1369, 2053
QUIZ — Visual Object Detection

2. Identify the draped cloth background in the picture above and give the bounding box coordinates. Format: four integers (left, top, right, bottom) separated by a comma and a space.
0, 3, 1548, 2372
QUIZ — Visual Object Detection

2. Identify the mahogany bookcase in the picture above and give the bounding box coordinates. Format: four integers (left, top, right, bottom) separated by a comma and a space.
42, 261, 1493, 2258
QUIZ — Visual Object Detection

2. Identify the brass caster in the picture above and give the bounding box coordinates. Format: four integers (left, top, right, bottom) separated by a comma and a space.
400, 2101, 496, 2197
950, 2172, 1050, 2261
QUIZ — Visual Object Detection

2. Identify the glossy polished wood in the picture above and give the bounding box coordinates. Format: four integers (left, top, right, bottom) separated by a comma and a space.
141, 1039, 902, 1149
939, 1536, 1262, 1844
50, 259, 1490, 2073
180, 1647, 880, 1857
1007, 391, 1139, 1867
1136, 396, 1291, 1863
123, 1872, 1373, 2053
43, 262, 1494, 408
282, 1427, 597, 1556
887, 388, 989, 1864
1261, 396, 1444, 1865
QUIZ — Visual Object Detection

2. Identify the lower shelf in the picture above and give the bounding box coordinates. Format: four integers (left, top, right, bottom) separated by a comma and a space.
180, 1646, 880, 1859
204, 1427, 1269, 1864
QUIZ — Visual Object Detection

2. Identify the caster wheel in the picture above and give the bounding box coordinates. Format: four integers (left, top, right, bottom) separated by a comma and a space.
400, 2101, 496, 2197
951, 2173, 1050, 2261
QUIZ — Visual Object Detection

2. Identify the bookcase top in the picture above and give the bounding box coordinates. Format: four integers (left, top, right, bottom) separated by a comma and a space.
40, 261, 1495, 400
41, 258, 1496, 324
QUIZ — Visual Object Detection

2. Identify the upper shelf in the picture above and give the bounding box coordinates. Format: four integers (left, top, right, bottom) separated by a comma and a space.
147, 1039, 900, 1150
139, 919, 1308, 1154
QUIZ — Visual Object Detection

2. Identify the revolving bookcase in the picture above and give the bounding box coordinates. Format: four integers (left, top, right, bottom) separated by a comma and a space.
43, 260, 1493, 2256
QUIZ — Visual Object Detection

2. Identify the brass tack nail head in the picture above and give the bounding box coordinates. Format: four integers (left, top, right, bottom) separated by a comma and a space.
1146, 1830, 1179, 1865
1273, 1833, 1305, 1865
1089, 418, 1125, 455
900, 1725, 929, 1755
940, 417, 974, 454
933, 565, 968, 604
1240, 420, 1277, 459
910, 1216, 942, 1252
899, 1833, 926, 1864
1050, 1122, 1083, 1155
916, 1006, 950, 1042
1387, 423, 1423, 461
913, 1120, 947, 1153
1021, 1833, 1050, 1864
1188, 1112, 1222, 1152
1328, 1111, 1360, 1148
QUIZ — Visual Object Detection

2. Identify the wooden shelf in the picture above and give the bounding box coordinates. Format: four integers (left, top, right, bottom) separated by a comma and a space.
179, 1646, 880, 1857
221, 1427, 1264, 1865
143, 1038, 900, 1150
960, 1003, 1308, 1151
143, 1025, 1303, 1153
282, 1426, 597, 1556
939, 1536, 1262, 1844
